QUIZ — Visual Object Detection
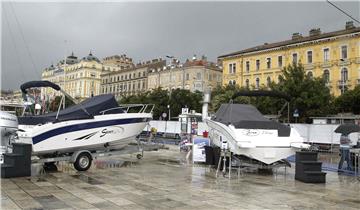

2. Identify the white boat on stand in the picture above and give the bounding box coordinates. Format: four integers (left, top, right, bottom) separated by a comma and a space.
13, 81, 153, 171
205, 91, 310, 168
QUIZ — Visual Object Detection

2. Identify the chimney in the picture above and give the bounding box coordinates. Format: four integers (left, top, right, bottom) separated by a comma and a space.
292, 33, 303, 40
345, 21, 355, 30
309, 28, 321, 36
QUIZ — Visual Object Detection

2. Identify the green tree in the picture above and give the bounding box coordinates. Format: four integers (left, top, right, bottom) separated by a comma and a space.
273, 63, 334, 122
335, 85, 360, 114
169, 89, 202, 118
49, 95, 75, 112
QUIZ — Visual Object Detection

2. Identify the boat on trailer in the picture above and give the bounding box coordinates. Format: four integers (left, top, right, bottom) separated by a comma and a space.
16, 81, 153, 159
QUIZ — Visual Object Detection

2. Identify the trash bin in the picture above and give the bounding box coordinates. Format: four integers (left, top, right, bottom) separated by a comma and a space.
204, 146, 214, 165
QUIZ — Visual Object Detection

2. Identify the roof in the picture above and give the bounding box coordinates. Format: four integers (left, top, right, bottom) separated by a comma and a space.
218, 27, 360, 59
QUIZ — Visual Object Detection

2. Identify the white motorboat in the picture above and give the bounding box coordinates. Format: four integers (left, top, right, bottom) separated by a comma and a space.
206, 103, 309, 166
16, 81, 153, 156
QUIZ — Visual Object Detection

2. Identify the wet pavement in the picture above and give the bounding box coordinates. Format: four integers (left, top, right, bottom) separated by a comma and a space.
1, 145, 359, 210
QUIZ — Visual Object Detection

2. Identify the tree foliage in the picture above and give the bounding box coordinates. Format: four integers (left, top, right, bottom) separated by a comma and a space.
49, 96, 75, 112
273, 63, 334, 122
334, 85, 360, 114
118, 63, 355, 123
118, 88, 202, 120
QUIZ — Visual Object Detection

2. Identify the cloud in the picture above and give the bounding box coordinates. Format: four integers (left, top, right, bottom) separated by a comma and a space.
1, 1, 359, 90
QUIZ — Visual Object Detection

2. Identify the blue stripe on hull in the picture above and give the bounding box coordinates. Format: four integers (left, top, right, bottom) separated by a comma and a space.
33, 117, 151, 145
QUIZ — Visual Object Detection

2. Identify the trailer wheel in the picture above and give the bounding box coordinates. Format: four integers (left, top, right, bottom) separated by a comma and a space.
74, 152, 92, 171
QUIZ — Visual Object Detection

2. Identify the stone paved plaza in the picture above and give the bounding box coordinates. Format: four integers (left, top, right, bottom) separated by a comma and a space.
1, 146, 359, 210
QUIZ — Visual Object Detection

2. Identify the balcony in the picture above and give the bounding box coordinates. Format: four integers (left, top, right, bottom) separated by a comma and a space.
337, 80, 351, 87
338, 59, 350, 66
321, 62, 332, 68
356, 57, 360, 64
304, 63, 315, 70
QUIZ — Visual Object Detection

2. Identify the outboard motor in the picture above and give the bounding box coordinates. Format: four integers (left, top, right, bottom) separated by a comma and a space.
0, 111, 18, 157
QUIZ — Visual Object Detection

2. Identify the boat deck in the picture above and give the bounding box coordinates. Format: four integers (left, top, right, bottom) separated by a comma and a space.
1, 145, 359, 210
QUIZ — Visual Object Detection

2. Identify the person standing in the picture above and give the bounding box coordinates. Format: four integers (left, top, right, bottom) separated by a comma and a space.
338, 134, 353, 172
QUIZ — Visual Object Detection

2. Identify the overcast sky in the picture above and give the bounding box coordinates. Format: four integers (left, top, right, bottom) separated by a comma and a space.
1, 1, 359, 90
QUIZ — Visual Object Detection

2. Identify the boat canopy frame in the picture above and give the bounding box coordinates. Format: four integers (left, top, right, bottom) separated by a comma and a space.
230, 90, 291, 123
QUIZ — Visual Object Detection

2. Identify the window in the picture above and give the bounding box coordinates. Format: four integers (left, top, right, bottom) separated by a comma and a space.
307, 51, 313, 63
138, 82, 141, 89
186, 73, 190, 80
256, 60, 260, 71
266, 58, 271, 69
278, 56, 283, 67
143, 72, 146, 77
323, 70, 330, 83
228, 80, 236, 85
341, 45, 348, 59
125, 75, 127, 80
292, 53, 298, 64
266, 76, 271, 87
229, 63, 236, 74
323, 48, 330, 62
341, 68, 348, 82
246, 61, 250, 73
255, 78, 260, 89
245, 79, 249, 89
307, 71, 313, 79
196, 72, 202, 80
138, 72, 141, 77
129, 74, 132, 79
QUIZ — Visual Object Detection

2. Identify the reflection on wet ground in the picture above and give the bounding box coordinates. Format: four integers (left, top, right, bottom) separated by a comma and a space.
1, 145, 360, 210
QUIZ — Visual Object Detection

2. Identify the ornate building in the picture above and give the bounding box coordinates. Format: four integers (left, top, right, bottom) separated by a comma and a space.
100, 58, 166, 99
102, 54, 133, 68
219, 21, 360, 96
147, 55, 222, 92
41, 52, 102, 100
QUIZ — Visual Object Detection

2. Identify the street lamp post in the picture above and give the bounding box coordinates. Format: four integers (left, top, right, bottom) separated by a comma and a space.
166, 55, 175, 121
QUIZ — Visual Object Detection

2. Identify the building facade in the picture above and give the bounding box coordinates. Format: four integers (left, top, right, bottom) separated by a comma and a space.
147, 56, 222, 92
219, 22, 360, 96
101, 58, 166, 99
102, 54, 133, 68
41, 52, 103, 100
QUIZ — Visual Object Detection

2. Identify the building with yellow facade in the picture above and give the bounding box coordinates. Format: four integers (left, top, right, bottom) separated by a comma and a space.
41, 52, 103, 101
219, 21, 360, 96
147, 55, 222, 92
101, 58, 166, 99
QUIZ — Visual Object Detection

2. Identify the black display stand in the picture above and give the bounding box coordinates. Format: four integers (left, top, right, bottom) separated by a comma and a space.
1, 143, 32, 178
295, 151, 326, 183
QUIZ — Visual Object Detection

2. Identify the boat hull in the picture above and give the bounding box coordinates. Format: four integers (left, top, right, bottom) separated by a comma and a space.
17, 113, 151, 155
206, 119, 308, 165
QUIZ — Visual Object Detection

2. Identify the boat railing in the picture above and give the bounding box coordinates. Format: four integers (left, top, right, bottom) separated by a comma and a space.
100, 104, 155, 115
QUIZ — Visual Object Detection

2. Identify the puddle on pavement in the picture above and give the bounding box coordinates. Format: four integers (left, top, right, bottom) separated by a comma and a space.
93, 159, 138, 169
157, 158, 182, 165
71, 174, 104, 185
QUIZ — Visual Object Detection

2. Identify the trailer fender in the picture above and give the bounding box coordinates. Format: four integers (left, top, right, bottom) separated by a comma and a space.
70, 150, 92, 163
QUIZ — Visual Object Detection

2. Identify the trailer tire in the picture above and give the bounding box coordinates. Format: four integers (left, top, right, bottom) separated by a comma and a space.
74, 152, 92, 171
